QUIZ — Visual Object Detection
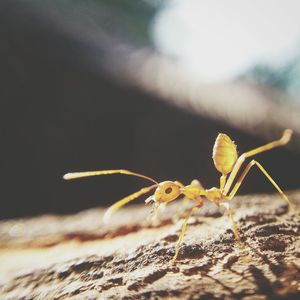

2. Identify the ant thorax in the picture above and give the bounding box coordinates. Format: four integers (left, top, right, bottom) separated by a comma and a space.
204, 187, 223, 204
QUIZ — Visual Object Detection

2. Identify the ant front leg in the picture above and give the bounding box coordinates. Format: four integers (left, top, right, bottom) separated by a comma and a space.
149, 201, 161, 223
170, 202, 203, 264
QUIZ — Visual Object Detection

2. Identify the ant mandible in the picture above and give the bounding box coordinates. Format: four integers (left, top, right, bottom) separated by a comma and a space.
64, 129, 293, 263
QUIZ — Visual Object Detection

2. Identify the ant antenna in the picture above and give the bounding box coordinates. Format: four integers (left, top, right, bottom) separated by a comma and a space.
63, 169, 160, 223
63, 169, 158, 184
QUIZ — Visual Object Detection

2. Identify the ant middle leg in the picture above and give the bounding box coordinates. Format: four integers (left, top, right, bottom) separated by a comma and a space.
219, 202, 241, 242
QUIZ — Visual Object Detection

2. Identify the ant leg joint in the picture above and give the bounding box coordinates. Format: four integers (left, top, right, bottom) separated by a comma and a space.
238, 154, 246, 162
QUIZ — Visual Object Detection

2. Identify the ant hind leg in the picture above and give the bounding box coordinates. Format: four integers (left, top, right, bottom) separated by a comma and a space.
226, 160, 293, 210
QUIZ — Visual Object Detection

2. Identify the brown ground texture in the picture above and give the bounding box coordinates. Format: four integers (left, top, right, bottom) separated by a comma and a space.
0, 191, 299, 300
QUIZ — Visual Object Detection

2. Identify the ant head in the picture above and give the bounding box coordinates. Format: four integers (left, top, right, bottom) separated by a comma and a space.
153, 181, 183, 204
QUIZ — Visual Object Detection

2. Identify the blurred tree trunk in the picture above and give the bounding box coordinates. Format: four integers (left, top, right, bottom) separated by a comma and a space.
0, 191, 299, 299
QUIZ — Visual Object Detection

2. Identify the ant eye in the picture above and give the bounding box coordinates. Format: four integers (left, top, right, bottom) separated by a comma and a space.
165, 187, 173, 194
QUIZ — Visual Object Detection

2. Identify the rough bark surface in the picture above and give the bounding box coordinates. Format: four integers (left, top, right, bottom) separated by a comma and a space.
0, 191, 299, 300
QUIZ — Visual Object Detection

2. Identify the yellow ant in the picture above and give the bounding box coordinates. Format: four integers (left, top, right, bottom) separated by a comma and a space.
64, 129, 293, 263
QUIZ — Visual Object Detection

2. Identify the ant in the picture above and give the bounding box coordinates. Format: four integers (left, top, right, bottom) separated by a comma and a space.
64, 129, 293, 263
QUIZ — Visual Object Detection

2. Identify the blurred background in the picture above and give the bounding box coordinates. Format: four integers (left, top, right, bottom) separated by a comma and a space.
1, 0, 300, 219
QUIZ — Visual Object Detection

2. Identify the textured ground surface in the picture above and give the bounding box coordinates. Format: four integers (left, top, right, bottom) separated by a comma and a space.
0, 191, 299, 299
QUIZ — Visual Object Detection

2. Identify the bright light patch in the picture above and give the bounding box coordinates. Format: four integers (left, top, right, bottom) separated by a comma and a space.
152, 0, 300, 82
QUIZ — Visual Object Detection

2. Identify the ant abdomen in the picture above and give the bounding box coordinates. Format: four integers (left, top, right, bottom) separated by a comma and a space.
212, 133, 238, 175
